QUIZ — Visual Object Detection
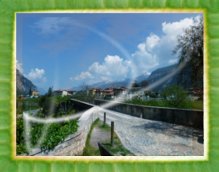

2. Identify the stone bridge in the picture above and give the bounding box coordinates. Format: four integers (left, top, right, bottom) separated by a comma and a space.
32, 98, 204, 156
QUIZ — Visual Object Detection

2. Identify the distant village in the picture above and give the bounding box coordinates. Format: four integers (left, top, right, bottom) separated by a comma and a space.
20, 86, 203, 102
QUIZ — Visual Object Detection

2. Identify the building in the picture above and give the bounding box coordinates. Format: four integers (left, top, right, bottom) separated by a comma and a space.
53, 90, 75, 97
31, 90, 39, 98
102, 88, 114, 99
89, 88, 102, 96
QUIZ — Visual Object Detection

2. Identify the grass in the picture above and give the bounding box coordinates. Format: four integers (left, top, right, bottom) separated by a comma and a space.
83, 119, 134, 156
82, 119, 100, 156
102, 136, 134, 156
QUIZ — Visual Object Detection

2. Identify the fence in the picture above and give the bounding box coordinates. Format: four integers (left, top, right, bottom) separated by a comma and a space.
94, 99, 203, 129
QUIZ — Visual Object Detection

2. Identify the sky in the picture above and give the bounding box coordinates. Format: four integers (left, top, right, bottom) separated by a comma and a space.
16, 13, 202, 91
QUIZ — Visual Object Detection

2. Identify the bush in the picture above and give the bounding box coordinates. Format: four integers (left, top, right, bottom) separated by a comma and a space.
16, 118, 27, 154
40, 120, 78, 151
161, 85, 188, 108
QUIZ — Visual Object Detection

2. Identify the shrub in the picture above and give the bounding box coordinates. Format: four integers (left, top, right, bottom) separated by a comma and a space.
161, 85, 188, 108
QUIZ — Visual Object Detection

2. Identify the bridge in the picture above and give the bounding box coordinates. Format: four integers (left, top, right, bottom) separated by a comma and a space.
69, 98, 204, 156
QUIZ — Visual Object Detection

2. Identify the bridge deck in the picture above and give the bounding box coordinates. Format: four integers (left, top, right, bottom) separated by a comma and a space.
97, 108, 203, 156
71, 99, 203, 156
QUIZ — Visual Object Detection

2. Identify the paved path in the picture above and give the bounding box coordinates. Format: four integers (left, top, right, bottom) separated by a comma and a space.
90, 127, 110, 148
97, 108, 203, 156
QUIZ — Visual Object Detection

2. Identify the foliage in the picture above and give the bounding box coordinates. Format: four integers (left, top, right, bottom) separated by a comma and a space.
126, 86, 203, 110
16, 118, 27, 154
28, 88, 32, 96
16, 118, 78, 154
126, 98, 166, 107
83, 119, 133, 156
174, 16, 203, 87
83, 119, 100, 156
131, 81, 140, 88
39, 95, 73, 116
72, 91, 95, 103
47, 87, 53, 97
16, 97, 40, 114
16, 94, 79, 155
140, 80, 149, 87
161, 85, 188, 108
30, 123, 44, 145
40, 120, 78, 151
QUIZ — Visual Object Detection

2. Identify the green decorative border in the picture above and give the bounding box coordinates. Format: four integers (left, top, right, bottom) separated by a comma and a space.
0, 0, 218, 171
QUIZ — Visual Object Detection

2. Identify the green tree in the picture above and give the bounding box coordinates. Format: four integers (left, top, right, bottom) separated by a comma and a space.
131, 81, 139, 88
161, 85, 188, 108
29, 87, 32, 96
47, 87, 53, 97
140, 80, 148, 87
174, 16, 203, 88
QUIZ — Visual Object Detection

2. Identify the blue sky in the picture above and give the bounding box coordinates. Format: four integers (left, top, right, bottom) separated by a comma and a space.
16, 13, 202, 91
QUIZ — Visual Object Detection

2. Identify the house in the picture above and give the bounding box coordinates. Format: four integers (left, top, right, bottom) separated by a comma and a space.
31, 90, 39, 98
113, 87, 127, 96
67, 90, 76, 95
188, 88, 203, 100
53, 90, 75, 97
89, 88, 102, 96
102, 88, 114, 99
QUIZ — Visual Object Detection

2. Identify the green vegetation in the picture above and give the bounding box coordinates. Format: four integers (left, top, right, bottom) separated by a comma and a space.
174, 17, 203, 88
83, 119, 133, 156
16, 118, 78, 155
40, 120, 78, 151
161, 85, 188, 108
16, 97, 40, 114
127, 97, 203, 110
72, 91, 95, 103
103, 138, 133, 156
16, 88, 79, 155
126, 85, 203, 110
16, 118, 27, 155
83, 119, 100, 156
39, 88, 75, 117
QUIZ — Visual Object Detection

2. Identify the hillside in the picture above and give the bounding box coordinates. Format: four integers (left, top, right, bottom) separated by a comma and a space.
140, 63, 200, 91
16, 69, 37, 96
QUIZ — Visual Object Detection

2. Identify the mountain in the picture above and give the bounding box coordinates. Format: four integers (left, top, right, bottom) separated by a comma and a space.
140, 63, 196, 91
135, 72, 150, 82
16, 69, 37, 96
90, 79, 131, 89
73, 79, 131, 90
144, 64, 178, 91
73, 62, 201, 92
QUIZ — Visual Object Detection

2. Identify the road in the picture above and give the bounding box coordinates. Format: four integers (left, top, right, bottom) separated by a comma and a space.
97, 108, 203, 156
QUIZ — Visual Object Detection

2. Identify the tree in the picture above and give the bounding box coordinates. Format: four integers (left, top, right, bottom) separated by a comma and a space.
47, 87, 53, 97
29, 87, 32, 96
131, 81, 139, 88
140, 80, 148, 87
161, 85, 188, 108
174, 16, 203, 88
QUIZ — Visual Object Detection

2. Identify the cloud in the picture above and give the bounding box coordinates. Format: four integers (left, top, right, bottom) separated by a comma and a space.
27, 68, 46, 82
34, 17, 71, 34
162, 18, 194, 36
131, 33, 160, 75
71, 17, 198, 85
16, 60, 23, 73
73, 71, 93, 81
131, 17, 196, 74
73, 55, 131, 84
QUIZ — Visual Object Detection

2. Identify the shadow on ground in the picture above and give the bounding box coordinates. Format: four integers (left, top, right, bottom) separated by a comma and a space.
132, 121, 203, 143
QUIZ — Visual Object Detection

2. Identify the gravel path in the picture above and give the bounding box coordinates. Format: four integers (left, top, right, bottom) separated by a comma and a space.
90, 127, 110, 148
97, 108, 203, 156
